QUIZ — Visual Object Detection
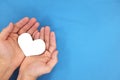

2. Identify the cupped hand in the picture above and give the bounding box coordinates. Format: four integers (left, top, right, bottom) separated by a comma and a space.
17, 27, 58, 80
0, 17, 39, 80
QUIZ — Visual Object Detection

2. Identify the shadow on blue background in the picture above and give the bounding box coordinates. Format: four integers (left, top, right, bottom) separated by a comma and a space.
0, 0, 120, 80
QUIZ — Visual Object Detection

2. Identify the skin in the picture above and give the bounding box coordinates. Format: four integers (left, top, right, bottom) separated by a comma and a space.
17, 26, 58, 80
0, 17, 39, 80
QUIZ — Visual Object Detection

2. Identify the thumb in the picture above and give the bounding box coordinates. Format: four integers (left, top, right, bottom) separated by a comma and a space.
46, 50, 58, 70
0, 23, 14, 40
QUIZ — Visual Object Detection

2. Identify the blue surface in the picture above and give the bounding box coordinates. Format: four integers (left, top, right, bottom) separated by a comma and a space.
0, 0, 120, 80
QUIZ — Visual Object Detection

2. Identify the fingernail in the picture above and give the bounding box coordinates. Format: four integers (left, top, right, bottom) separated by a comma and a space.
31, 18, 36, 21
41, 27, 44, 31
9, 22, 13, 26
24, 17, 29, 20
51, 32, 55, 36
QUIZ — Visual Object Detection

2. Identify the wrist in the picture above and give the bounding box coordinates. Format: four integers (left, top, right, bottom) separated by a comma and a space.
17, 73, 37, 80
0, 60, 17, 80
0, 61, 9, 79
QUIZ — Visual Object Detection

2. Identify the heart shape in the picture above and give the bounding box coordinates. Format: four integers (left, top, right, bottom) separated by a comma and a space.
18, 33, 45, 56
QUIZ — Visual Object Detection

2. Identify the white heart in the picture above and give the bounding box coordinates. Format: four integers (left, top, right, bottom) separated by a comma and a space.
18, 33, 45, 56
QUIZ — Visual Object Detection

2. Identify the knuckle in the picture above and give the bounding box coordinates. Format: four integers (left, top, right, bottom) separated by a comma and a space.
22, 27, 27, 31
19, 28, 26, 34
46, 67, 52, 73
26, 23, 30, 27
15, 24, 21, 29
27, 30, 32, 35
18, 31, 23, 34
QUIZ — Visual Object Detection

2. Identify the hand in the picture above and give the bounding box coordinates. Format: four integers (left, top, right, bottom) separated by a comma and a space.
17, 27, 58, 80
0, 17, 39, 80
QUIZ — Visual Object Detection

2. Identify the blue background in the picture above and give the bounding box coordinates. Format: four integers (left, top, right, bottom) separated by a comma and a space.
0, 0, 120, 80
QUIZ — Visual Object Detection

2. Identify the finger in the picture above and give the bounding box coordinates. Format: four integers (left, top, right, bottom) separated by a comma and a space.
13, 17, 29, 33
40, 51, 51, 63
32, 30, 38, 38
18, 18, 36, 35
45, 26, 50, 49
27, 22, 39, 35
46, 50, 58, 71
34, 32, 40, 39
40, 27, 45, 40
0, 23, 14, 40
49, 32, 56, 53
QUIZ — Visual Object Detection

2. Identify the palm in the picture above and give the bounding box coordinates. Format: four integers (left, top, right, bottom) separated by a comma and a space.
19, 51, 51, 77
18, 27, 58, 79
0, 33, 24, 66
